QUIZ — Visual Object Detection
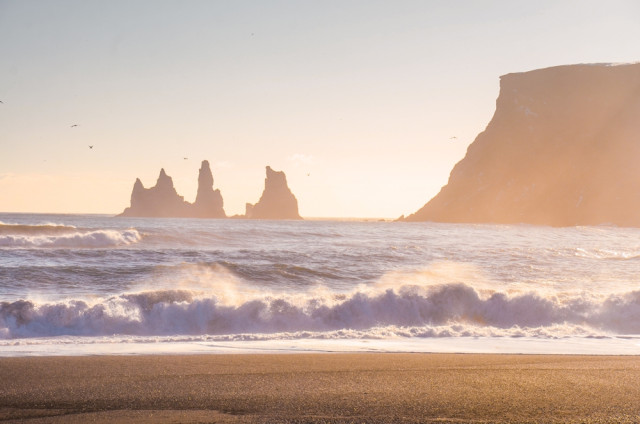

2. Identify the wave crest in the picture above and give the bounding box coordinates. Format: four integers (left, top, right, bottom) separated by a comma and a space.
2, 283, 640, 339
0, 228, 141, 248
0, 222, 77, 235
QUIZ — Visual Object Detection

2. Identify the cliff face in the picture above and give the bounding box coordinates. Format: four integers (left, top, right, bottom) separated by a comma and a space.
245, 166, 302, 220
119, 161, 226, 218
404, 63, 640, 227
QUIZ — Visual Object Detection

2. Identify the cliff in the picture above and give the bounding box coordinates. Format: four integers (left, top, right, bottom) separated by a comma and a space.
245, 166, 302, 220
403, 63, 640, 227
119, 160, 226, 218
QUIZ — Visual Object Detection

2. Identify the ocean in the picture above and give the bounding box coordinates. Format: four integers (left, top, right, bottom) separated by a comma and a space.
1, 213, 640, 356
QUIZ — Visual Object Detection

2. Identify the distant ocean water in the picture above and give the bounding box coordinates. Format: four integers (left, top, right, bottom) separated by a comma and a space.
2, 213, 640, 356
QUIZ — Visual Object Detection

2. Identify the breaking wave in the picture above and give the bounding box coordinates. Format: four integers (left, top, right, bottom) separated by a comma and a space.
2, 282, 640, 339
0, 222, 77, 235
0, 224, 141, 248
574, 247, 640, 261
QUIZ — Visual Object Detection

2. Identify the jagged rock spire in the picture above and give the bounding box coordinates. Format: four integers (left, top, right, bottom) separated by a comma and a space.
245, 166, 302, 220
119, 161, 225, 218
192, 160, 225, 218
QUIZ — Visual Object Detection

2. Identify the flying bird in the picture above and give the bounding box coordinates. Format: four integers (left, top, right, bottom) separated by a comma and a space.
71, 124, 79, 128
0, 100, 3, 104
450, 136, 457, 139
88, 145, 93, 149
184, 157, 188, 160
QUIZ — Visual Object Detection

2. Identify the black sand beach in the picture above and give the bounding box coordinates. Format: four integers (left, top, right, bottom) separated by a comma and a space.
1, 353, 640, 423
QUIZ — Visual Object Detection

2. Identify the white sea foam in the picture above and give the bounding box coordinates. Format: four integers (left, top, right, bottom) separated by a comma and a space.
0, 228, 141, 248
4, 336, 639, 357
2, 281, 639, 340
574, 247, 640, 260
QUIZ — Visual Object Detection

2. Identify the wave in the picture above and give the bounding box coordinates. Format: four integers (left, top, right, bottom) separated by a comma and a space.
574, 247, 640, 260
0, 228, 141, 248
0, 222, 77, 236
2, 282, 640, 339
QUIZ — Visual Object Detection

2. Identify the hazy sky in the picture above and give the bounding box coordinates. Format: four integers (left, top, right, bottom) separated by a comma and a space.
1, 0, 639, 218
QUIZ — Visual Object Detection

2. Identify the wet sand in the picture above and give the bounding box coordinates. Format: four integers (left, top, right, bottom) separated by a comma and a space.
1, 353, 640, 423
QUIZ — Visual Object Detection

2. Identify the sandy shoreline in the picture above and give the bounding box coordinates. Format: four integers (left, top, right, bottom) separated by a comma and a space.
1, 353, 640, 423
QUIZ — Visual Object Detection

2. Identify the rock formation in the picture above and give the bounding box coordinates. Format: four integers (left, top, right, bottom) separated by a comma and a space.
245, 166, 302, 220
403, 63, 640, 227
119, 168, 190, 218
119, 160, 226, 218
191, 160, 225, 218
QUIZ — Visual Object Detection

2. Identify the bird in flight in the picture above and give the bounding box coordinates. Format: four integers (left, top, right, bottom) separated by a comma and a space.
184, 157, 188, 160
0, 100, 3, 104
71, 124, 79, 128
88, 145, 93, 149
449, 136, 457, 140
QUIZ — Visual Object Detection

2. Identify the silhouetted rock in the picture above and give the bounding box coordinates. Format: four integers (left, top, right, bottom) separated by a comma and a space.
119, 161, 226, 218
192, 160, 226, 218
403, 63, 640, 227
245, 166, 302, 220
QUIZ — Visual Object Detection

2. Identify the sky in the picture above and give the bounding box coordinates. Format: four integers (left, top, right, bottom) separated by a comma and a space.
1, 0, 639, 218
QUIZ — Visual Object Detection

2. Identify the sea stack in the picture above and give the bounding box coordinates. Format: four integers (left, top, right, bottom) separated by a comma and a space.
403, 63, 640, 227
245, 166, 302, 219
119, 161, 226, 218
119, 169, 191, 217
191, 160, 226, 218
